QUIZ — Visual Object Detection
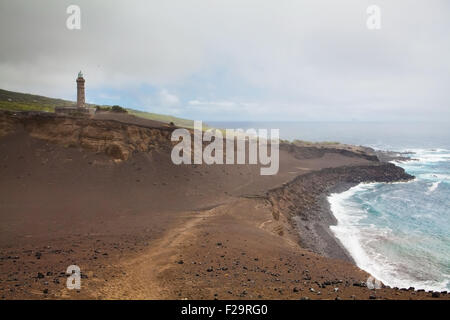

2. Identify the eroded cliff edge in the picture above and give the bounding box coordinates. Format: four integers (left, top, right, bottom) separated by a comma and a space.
0, 110, 174, 161
265, 163, 414, 261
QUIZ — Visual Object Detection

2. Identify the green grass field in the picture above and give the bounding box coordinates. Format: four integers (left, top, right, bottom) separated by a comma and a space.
0, 89, 342, 144
0, 88, 195, 128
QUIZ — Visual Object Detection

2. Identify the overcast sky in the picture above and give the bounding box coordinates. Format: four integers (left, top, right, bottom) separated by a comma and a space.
0, 0, 449, 121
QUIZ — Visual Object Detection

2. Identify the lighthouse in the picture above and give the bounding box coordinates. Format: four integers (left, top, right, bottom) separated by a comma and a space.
76, 71, 85, 108
55, 71, 93, 115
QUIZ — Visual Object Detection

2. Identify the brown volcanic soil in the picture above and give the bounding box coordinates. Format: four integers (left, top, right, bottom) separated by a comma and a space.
0, 111, 448, 300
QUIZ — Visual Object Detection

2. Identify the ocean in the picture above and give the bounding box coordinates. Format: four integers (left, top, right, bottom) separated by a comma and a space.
209, 121, 450, 291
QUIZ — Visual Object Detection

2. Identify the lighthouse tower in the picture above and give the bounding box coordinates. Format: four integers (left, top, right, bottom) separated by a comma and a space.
55, 71, 92, 115
76, 71, 85, 108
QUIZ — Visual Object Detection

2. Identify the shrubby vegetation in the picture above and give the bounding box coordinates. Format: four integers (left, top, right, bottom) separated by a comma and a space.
111, 105, 127, 113
292, 139, 340, 146
95, 105, 111, 112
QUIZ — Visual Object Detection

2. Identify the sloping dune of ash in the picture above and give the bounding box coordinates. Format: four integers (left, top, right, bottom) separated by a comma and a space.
0, 110, 448, 300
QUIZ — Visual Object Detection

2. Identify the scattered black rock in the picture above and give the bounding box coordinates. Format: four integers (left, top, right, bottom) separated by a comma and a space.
432, 292, 440, 298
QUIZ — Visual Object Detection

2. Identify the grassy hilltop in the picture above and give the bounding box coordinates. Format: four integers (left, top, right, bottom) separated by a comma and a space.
0, 88, 194, 128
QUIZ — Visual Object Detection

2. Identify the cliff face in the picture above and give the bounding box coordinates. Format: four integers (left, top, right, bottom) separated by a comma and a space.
0, 111, 174, 160
1, 111, 381, 163
267, 163, 413, 223
265, 163, 414, 260
281, 143, 380, 162
0, 111, 17, 138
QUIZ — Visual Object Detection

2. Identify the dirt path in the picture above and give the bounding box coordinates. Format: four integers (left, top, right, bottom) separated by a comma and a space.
93, 206, 221, 299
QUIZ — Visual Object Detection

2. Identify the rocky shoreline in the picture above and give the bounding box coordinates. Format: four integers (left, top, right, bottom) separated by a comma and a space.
265, 163, 414, 263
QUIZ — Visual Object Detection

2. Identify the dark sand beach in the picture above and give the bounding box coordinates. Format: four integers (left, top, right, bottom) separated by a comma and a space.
0, 110, 448, 300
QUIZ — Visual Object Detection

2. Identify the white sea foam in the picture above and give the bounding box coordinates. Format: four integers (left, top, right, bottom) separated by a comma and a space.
419, 173, 450, 182
327, 148, 450, 292
328, 183, 450, 292
406, 149, 450, 163
427, 181, 441, 194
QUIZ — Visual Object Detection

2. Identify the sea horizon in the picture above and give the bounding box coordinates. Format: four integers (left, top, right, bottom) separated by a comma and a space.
208, 121, 450, 151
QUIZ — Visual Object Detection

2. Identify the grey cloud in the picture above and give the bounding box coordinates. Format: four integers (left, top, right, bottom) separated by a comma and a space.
0, 0, 449, 120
